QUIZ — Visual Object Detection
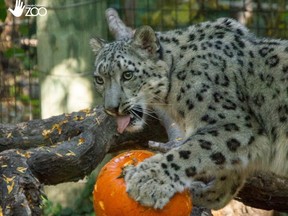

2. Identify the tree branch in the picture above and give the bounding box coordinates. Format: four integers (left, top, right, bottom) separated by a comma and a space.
0, 107, 167, 183
0, 107, 168, 215
105, 8, 134, 40
236, 173, 288, 212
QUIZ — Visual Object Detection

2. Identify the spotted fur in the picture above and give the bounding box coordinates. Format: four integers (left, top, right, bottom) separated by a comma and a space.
91, 18, 288, 210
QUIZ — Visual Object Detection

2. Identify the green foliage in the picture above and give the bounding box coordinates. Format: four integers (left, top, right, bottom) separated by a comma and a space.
42, 172, 97, 216
42, 198, 63, 216
3, 48, 25, 58
138, 0, 226, 29
136, 0, 288, 39
0, 0, 7, 21
43, 195, 94, 216
150, 1, 199, 27
0, 2, 40, 123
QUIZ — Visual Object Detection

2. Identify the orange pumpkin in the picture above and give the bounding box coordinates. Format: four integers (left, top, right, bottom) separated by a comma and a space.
93, 150, 192, 216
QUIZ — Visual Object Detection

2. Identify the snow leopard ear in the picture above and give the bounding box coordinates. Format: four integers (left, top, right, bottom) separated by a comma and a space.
132, 25, 159, 56
90, 37, 106, 55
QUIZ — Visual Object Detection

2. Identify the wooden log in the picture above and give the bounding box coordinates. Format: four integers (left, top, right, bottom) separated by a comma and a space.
0, 107, 167, 215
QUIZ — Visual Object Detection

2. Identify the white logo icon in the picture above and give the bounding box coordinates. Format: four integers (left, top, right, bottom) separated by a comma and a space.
8, 0, 25, 17
8, 0, 47, 17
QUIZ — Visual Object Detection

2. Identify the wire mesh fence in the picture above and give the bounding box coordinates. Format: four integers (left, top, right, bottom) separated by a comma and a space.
0, 0, 39, 123
112, 0, 288, 38
1, 0, 288, 124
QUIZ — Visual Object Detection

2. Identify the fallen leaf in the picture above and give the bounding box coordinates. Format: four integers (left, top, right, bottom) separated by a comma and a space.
17, 167, 27, 173
6, 133, 12, 138
73, 116, 84, 121
42, 129, 51, 138
55, 153, 63, 157
24, 151, 32, 158
0, 206, 3, 216
52, 123, 62, 135
16, 150, 26, 157
7, 181, 15, 194
3, 175, 15, 184
78, 138, 85, 145
66, 150, 76, 156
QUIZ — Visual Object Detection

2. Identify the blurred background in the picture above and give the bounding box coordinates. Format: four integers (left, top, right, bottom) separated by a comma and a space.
1, 0, 288, 215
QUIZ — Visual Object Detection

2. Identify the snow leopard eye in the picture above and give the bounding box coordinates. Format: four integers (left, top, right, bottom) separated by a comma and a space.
122, 71, 133, 81
94, 75, 104, 85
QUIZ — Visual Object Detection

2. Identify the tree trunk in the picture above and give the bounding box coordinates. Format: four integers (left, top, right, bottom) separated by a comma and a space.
37, 0, 107, 119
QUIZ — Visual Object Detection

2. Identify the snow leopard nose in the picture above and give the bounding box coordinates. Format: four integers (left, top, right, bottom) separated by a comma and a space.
104, 83, 121, 116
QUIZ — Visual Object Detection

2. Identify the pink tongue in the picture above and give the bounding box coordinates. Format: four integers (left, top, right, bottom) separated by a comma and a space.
116, 115, 131, 134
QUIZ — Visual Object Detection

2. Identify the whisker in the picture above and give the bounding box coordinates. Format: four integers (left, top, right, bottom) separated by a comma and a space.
130, 109, 149, 126
133, 107, 160, 121
133, 107, 160, 120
